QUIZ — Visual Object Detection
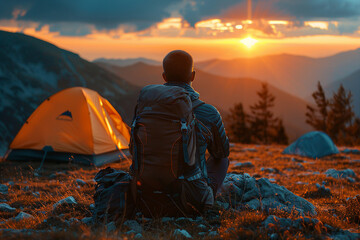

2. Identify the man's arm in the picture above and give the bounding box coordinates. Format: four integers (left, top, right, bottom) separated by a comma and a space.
195, 104, 230, 159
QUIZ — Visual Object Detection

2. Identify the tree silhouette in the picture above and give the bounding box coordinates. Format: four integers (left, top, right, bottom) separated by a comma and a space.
327, 84, 355, 144
306, 81, 328, 132
227, 102, 251, 143
249, 83, 280, 144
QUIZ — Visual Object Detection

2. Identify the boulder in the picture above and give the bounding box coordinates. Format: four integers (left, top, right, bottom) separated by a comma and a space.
0, 203, 16, 212
0, 184, 8, 194
234, 162, 254, 168
53, 196, 77, 210
325, 169, 356, 179
219, 173, 316, 215
123, 220, 142, 233
173, 229, 192, 239
14, 212, 34, 221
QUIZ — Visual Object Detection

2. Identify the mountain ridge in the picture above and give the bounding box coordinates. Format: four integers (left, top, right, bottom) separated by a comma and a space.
96, 61, 313, 141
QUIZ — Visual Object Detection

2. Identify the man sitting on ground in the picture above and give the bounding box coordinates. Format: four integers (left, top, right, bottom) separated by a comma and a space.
130, 50, 229, 216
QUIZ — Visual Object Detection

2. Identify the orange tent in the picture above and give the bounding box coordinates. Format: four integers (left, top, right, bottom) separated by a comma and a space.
5, 87, 130, 166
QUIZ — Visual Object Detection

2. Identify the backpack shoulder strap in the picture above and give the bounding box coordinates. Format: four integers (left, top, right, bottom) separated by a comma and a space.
192, 99, 205, 110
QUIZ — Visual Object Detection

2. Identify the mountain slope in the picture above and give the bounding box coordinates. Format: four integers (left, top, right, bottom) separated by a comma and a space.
94, 57, 161, 67
195, 48, 360, 99
97, 62, 312, 141
325, 68, 360, 116
0, 30, 140, 155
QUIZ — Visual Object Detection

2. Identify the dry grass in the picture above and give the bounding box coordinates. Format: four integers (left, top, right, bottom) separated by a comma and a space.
0, 144, 359, 239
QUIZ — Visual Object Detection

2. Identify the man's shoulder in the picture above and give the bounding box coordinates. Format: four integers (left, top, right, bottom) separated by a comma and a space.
194, 102, 222, 122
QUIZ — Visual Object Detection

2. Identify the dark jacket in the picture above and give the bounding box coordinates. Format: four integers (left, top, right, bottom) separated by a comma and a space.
164, 82, 230, 161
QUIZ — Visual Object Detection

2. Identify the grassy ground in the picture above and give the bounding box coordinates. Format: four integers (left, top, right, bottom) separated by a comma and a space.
0, 144, 359, 239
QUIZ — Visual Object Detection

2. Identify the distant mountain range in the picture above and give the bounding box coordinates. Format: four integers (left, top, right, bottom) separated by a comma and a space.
195, 49, 360, 100
96, 62, 313, 141
94, 57, 161, 67
0, 30, 358, 154
0, 30, 140, 155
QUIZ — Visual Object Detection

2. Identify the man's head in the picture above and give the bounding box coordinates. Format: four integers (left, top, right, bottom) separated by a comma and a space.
162, 50, 195, 84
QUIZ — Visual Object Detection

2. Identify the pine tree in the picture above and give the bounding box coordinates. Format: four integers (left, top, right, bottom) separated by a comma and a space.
327, 84, 355, 144
273, 119, 288, 144
249, 83, 280, 144
306, 81, 328, 132
227, 102, 251, 143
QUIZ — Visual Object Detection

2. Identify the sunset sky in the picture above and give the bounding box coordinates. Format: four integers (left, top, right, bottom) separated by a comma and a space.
1, 0, 360, 61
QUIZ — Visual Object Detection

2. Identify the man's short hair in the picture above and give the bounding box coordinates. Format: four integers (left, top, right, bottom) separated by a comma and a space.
163, 50, 194, 83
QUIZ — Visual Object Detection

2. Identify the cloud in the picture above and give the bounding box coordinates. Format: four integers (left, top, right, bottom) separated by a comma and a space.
180, 0, 360, 23
0, 0, 182, 32
0, 0, 360, 38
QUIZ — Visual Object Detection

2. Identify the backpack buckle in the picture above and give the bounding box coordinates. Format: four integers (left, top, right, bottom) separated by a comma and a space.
180, 121, 188, 133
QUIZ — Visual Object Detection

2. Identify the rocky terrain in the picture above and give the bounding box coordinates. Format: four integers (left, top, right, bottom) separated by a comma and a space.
0, 144, 359, 239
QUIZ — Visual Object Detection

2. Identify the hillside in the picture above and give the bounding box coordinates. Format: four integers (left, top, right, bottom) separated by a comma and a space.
325, 68, 360, 116
94, 57, 161, 67
0, 30, 140, 155
195, 48, 360, 99
97, 62, 312, 141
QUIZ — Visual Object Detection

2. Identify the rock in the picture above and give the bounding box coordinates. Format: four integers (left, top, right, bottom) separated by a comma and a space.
0, 203, 16, 212
347, 177, 356, 183
14, 212, 34, 221
134, 233, 143, 239
216, 201, 229, 209
350, 159, 360, 164
53, 196, 77, 210
331, 230, 360, 240
32, 192, 40, 198
173, 229, 192, 239
7, 181, 14, 186
261, 168, 280, 174
242, 148, 257, 152
161, 217, 174, 223
325, 169, 356, 179
270, 233, 279, 240
341, 148, 360, 154
269, 178, 276, 183
81, 217, 93, 225
106, 221, 117, 233
123, 219, 142, 233
208, 231, 218, 237
89, 203, 95, 210
234, 162, 254, 168
291, 157, 304, 163
197, 224, 207, 231
68, 218, 80, 225
220, 173, 316, 215
0, 184, 8, 194
76, 179, 87, 186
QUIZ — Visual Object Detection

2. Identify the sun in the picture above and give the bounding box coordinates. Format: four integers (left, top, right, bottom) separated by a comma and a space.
240, 36, 258, 49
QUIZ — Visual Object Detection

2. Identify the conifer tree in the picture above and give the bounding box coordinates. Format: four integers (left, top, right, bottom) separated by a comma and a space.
327, 84, 355, 144
227, 102, 251, 143
249, 83, 280, 144
306, 81, 328, 132
273, 119, 289, 144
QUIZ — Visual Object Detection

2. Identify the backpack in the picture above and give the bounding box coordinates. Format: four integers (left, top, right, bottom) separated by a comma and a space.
130, 84, 207, 217
93, 167, 133, 224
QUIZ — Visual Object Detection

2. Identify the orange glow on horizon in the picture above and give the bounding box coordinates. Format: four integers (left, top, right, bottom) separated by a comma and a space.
1, 25, 360, 61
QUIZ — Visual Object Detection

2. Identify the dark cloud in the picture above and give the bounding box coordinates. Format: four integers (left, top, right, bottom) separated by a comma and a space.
0, 0, 182, 31
0, 0, 359, 36
181, 0, 360, 23
179, 0, 243, 26
276, 0, 360, 19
